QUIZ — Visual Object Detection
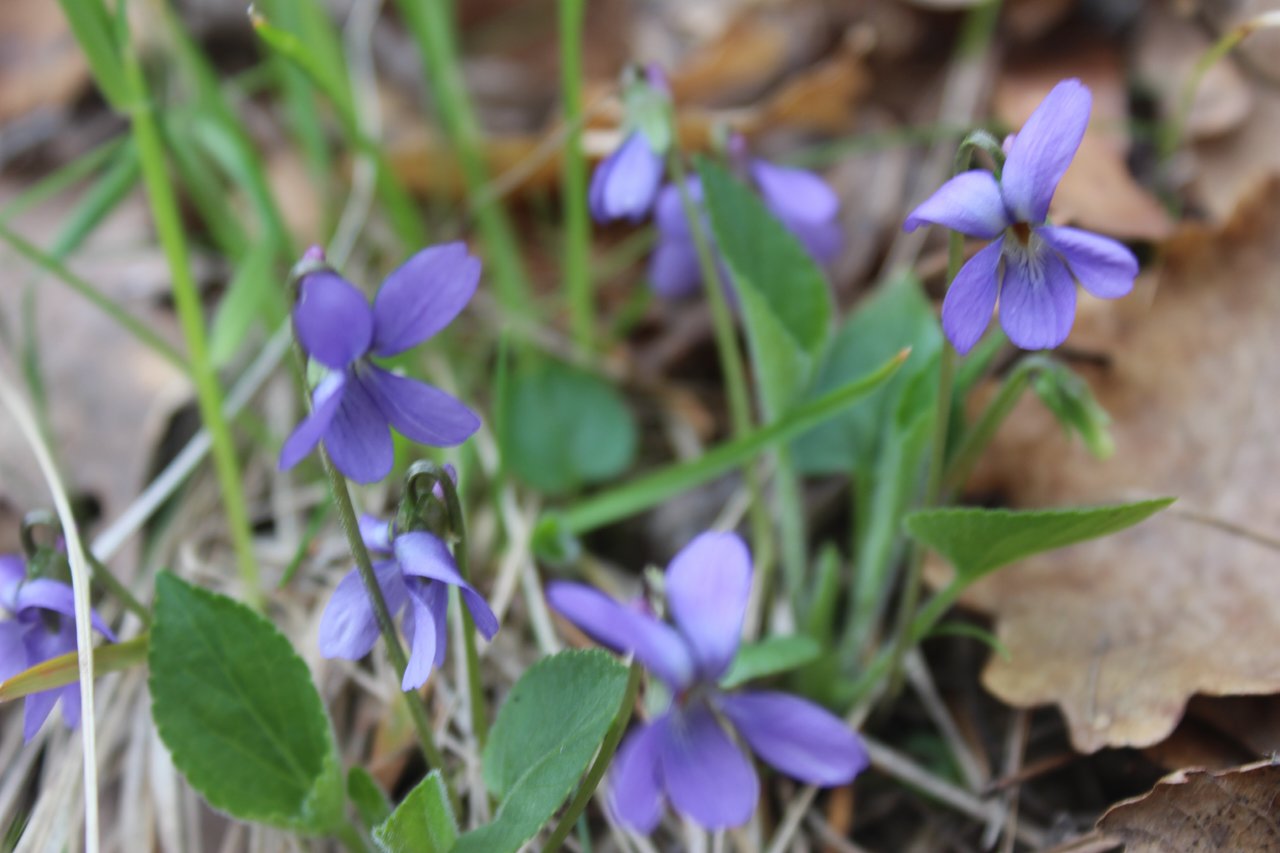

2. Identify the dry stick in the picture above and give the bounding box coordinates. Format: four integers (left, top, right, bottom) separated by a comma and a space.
905, 649, 988, 792
0, 371, 100, 853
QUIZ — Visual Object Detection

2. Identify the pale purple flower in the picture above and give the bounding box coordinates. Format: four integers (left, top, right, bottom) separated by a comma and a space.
279, 244, 482, 484
318, 516, 498, 690
0, 555, 115, 741
547, 532, 867, 832
903, 79, 1139, 354
590, 132, 665, 224
650, 157, 843, 299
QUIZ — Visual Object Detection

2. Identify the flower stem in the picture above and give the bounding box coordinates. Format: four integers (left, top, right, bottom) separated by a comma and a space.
882, 231, 962, 700
559, 0, 592, 352
665, 149, 775, 593
542, 661, 643, 850
123, 45, 261, 606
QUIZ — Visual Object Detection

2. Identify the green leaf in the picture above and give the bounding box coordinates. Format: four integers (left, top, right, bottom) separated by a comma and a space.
720, 634, 822, 689
210, 240, 275, 367
905, 498, 1175, 584
148, 572, 343, 832
1032, 360, 1114, 459
500, 360, 636, 495
56, 0, 130, 109
348, 768, 392, 832
793, 273, 942, 475
557, 349, 907, 534
372, 771, 457, 853
454, 650, 629, 853
698, 157, 833, 417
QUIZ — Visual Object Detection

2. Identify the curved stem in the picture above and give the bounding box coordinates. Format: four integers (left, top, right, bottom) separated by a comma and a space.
542, 661, 643, 850
559, 0, 592, 351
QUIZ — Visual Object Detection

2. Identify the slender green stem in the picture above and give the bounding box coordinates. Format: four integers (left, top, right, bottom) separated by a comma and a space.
543, 661, 643, 850
559, 0, 592, 351
666, 150, 774, 581
882, 233, 962, 700
86, 554, 151, 626
0, 221, 187, 371
393, 0, 533, 314
289, 349, 452, 790
123, 47, 261, 604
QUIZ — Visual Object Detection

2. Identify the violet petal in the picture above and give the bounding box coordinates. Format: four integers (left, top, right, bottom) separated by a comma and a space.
648, 234, 704, 299
401, 579, 443, 690
903, 170, 1010, 238
318, 562, 407, 660
22, 623, 75, 740
665, 532, 751, 680
15, 579, 115, 641
657, 702, 758, 830
1001, 79, 1092, 224
545, 582, 695, 690
0, 621, 26, 681
941, 237, 1005, 355
371, 243, 481, 357
394, 532, 498, 640
608, 720, 666, 833
590, 132, 664, 223
293, 271, 373, 369
358, 514, 393, 556
717, 690, 869, 785
323, 373, 394, 484
279, 372, 347, 472
999, 246, 1077, 350
358, 366, 480, 448
751, 159, 839, 224
1037, 225, 1137, 299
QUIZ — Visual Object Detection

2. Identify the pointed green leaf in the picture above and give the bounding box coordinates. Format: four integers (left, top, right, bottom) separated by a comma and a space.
454, 650, 629, 853
149, 573, 343, 832
905, 498, 1175, 584
720, 634, 822, 689
372, 771, 457, 853
348, 768, 392, 832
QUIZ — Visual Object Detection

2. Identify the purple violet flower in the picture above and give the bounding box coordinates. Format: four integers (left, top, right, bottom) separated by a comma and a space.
279, 244, 482, 484
546, 532, 868, 832
318, 516, 498, 690
0, 554, 115, 741
650, 153, 843, 299
903, 78, 1139, 354
590, 131, 665, 224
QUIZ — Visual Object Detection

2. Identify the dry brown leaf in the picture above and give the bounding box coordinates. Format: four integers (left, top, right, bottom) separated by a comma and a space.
1096, 760, 1280, 852
994, 49, 1174, 241
0, 0, 89, 123
743, 44, 870, 137
950, 180, 1280, 752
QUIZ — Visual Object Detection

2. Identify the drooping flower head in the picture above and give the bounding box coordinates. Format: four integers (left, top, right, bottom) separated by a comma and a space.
904, 79, 1139, 354
318, 515, 498, 690
589, 64, 672, 223
546, 532, 867, 832
279, 244, 482, 484
0, 555, 115, 741
650, 135, 843, 299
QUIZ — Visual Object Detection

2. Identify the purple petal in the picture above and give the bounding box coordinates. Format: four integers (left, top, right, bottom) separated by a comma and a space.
717, 691, 869, 785
1001, 79, 1092, 224
0, 621, 26, 681
589, 132, 664, 223
999, 244, 1077, 350
358, 515, 393, 556
279, 372, 347, 472
394, 532, 498, 640
657, 702, 758, 829
371, 243, 481, 357
648, 234, 704, 299
58, 682, 81, 730
0, 554, 26, 612
752, 159, 839, 224
15, 579, 115, 640
1037, 226, 1137, 299
653, 180, 697, 238
787, 216, 844, 267
545, 582, 694, 689
941, 237, 1005, 355
358, 366, 479, 448
318, 562, 407, 660
665, 532, 751, 679
609, 720, 666, 833
293, 271, 373, 369
401, 579, 448, 690
903, 170, 1010, 239
22, 622, 76, 741
323, 374, 394, 484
